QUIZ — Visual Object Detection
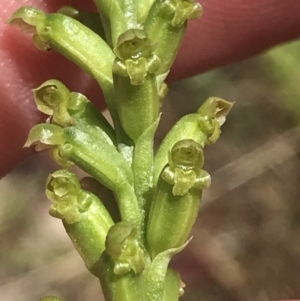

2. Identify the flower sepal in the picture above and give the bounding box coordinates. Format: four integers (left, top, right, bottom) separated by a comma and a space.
24, 123, 65, 151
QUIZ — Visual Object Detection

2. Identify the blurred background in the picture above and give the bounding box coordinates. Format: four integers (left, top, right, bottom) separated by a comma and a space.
1, 39, 300, 301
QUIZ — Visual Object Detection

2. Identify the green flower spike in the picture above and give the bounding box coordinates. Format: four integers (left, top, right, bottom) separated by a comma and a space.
113, 29, 161, 142
153, 97, 233, 185
147, 140, 210, 257
46, 170, 114, 276
145, 0, 202, 75
105, 221, 145, 275
162, 139, 211, 196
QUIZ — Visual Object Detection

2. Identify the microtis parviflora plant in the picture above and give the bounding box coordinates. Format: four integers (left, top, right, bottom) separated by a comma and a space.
7, 1, 234, 300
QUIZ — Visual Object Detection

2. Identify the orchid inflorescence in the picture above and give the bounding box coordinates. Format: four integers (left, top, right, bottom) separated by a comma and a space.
8, 1, 233, 300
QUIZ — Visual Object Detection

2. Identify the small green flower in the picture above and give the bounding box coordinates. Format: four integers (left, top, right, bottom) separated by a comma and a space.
113, 29, 160, 85
105, 221, 145, 275
8, 2, 234, 301
162, 139, 210, 195
46, 170, 91, 224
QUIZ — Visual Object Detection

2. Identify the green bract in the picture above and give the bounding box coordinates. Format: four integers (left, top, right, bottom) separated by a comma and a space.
8, 2, 234, 301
